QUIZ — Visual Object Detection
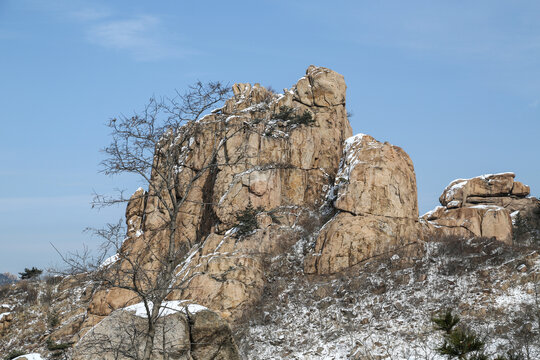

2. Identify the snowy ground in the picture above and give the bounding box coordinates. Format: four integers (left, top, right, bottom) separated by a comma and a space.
238, 237, 540, 359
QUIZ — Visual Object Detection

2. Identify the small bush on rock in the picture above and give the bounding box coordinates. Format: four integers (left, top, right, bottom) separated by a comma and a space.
24, 286, 38, 304
48, 310, 60, 328
46, 338, 74, 351
513, 212, 540, 246
273, 106, 315, 127
18, 267, 42, 280
432, 309, 461, 334
432, 309, 486, 359
235, 202, 263, 237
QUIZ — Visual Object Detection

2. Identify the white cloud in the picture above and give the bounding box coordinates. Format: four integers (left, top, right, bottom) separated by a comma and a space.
69, 7, 111, 21
22, 0, 189, 61
86, 15, 187, 61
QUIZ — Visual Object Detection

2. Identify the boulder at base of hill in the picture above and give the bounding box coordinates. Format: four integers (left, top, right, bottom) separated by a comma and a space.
73, 302, 240, 360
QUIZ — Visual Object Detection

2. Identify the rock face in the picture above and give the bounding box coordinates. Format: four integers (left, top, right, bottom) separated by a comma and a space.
305, 134, 420, 275
76, 66, 539, 359
422, 173, 537, 243
73, 304, 239, 360
85, 65, 352, 326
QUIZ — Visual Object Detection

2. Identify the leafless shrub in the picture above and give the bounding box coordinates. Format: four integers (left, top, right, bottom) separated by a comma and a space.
41, 284, 55, 305
0, 284, 11, 299
54, 81, 252, 360
24, 286, 38, 305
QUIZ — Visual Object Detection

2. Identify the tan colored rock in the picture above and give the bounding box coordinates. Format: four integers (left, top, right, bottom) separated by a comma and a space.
422, 205, 512, 243
256, 212, 272, 228
422, 173, 535, 244
334, 134, 418, 218
511, 181, 530, 197
88, 288, 140, 317
74, 303, 239, 360
295, 65, 346, 107
305, 134, 420, 275
439, 173, 519, 206
86, 66, 352, 326
481, 207, 513, 240
0, 312, 13, 331
190, 309, 241, 360
305, 213, 418, 274
168, 209, 312, 322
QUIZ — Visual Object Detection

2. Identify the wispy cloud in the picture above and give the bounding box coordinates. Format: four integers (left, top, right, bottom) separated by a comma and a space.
86, 15, 187, 61
23, 0, 190, 61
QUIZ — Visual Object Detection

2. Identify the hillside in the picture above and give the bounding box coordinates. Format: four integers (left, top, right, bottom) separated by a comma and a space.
1, 66, 539, 360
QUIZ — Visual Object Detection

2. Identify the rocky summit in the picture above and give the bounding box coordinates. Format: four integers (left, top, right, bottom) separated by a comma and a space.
1, 66, 539, 359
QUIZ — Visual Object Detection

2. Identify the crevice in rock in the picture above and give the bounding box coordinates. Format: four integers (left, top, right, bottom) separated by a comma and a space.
195, 160, 220, 245
185, 308, 195, 357
141, 190, 149, 233
335, 207, 419, 222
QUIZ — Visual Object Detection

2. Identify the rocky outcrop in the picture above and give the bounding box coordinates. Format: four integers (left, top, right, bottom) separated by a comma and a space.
85, 65, 352, 324
0, 306, 13, 331
422, 173, 537, 243
305, 134, 420, 275
73, 303, 239, 360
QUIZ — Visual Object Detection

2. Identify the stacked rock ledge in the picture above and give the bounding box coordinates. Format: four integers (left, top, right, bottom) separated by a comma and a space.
422, 172, 538, 244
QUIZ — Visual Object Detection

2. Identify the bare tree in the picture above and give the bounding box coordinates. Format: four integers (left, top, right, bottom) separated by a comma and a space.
70, 81, 247, 359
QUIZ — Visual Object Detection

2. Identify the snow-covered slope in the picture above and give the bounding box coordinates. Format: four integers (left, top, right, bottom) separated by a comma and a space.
238, 237, 540, 359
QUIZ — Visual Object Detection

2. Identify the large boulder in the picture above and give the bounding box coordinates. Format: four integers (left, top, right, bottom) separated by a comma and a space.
439, 172, 529, 207
333, 134, 418, 218
422, 205, 513, 242
73, 302, 239, 360
305, 134, 420, 275
422, 173, 536, 244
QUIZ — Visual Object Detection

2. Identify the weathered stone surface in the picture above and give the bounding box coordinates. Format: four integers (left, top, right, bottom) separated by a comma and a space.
73, 310, 189, 360
439, 173, 525, 206
190, 309, 241, 360
86, 66, 352, 324
422, 173, 535, 244
295, 65, 346, 107
333, 134, 418, 218
511, 181, 530, 197
73, 305, 239, 360
421, 205, 512, 243
305, 134, 420, 275
88, 288, 140, 317
168, 208, 310, 321
305, 213, 418, 274
0, 311, 13, 331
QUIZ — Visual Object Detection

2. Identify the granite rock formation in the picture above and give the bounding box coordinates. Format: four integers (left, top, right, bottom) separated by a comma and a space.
304, 133, 420, 274
422, 173, 537, 243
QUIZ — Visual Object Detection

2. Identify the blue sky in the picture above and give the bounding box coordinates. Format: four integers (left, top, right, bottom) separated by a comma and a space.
1, 0, 539, 274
